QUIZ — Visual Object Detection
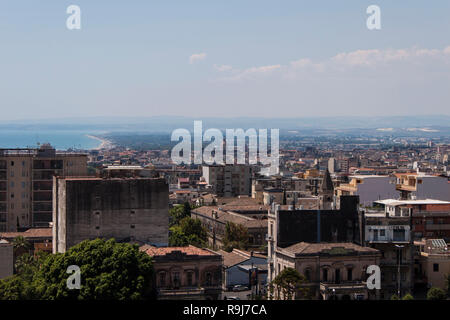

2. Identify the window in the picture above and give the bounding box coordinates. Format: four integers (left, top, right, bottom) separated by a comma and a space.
322, 269, 328, 282
304, 269, 311, 281
433, 263, 439, 272
187, 272, 193, 286
130, 225, 135, 229
393, 229, 405, 241
335, 269, 341, 284
173, 272, 180, 287
380, 229, 385, 237
205, 272, 212, 286
159, 273, 166, 287
10, 161, 14, 166
347, 268, 353, 281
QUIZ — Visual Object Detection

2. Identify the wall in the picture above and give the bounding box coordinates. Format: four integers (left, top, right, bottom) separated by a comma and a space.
54, 178, 169, 252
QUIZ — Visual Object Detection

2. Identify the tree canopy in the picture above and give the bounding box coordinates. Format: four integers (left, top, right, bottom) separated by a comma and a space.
270, 267, 307, 300
222, 222, 249, 252
169, 216, 208, 247
0, 238, 156, 300
427, 287, 446, 300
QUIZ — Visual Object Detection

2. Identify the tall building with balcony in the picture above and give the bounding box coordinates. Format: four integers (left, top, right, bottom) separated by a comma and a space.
0, 144, 87, 232
336, 175, 398, 207
202, 164, 253, 197
364, 207, 414, 299
375, 199, 450, 242
395, 173, 450, 201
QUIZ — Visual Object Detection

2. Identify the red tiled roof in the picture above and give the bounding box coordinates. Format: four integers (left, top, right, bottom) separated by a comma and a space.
142, 245, 217, 257
0, 228, 52, 239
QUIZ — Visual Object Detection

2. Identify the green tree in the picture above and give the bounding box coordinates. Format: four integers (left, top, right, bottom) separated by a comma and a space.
169, 202, 192, 227
169, 217, 208, 247
445, 273, 450, 298
401, 293, 414, 300
0, 275, 35, 300
270, 267, 307, 300
12, 236, 32, 258
32, 239, 155, 300
222, 222, 249, 252
0, 250, 49, 300
427, 287, 446, 300
390, 294, 399, 300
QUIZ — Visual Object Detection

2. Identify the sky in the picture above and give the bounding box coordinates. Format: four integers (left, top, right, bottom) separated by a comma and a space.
0, 0, 449, 121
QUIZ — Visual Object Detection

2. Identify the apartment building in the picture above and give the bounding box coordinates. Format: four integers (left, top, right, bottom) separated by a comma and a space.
375, 199, 450, 242
414, 239, 450, 291
202, 165, 253, 197
395, 173, 450, 201
0, 144, 87, 232
336, 175, 398, 207
364, 210, 414, 299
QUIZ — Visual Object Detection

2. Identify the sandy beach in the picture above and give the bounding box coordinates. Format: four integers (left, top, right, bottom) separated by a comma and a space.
86, 134, 115, 150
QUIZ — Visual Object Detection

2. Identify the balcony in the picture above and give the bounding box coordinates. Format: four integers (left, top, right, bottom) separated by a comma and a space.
395, 184, 416, 192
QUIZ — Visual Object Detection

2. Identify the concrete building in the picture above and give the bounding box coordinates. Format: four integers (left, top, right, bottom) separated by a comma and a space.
141, 245, 222, 300
191, 205, 267, 250
53, 176, 169, 253
336, 175, 398, 207
364, 210, 414, 299
267, 196, 365, 285
415, 239, 450, 291
328, 157, 336, 174
270, 242, 380, 300
202, 165, 253, 197
395, 173, 450, 201
375, 199, 450, 242
0, 239, 13, 279
0, 144, 87, 231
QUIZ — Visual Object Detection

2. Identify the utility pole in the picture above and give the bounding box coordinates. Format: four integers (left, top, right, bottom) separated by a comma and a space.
395, 244, 404, 297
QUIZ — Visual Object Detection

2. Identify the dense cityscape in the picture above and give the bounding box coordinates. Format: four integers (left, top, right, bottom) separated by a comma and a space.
0, 131, 449, 301
1, 2, 449, 317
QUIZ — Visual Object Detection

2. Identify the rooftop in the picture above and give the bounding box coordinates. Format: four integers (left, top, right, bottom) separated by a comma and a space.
375, 199, 450, 206
283, 242, 380, 256
141, 245, 218, 257
0, 228, 52, 239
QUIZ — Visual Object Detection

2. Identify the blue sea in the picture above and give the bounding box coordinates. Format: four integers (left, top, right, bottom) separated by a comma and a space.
0, 130, 102, 150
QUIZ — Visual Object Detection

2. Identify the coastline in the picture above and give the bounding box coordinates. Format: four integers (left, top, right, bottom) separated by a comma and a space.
85, 134, 114, 150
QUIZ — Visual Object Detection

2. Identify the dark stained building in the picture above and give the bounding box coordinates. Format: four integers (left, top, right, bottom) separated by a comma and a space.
53, 176, 169, 253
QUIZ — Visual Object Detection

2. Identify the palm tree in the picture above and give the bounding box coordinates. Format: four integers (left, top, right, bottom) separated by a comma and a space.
12, 236, 32, 258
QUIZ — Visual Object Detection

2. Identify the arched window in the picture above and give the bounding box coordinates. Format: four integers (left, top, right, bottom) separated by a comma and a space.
186, 271, 194, 286
205, 272, 212, 286
304, 268, 312, 282
322, 268, 328, 282
159, 272, 166, 287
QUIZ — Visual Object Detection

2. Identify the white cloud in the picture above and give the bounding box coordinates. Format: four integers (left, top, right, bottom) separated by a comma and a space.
221, 64, 281, 81
189, 53, 207, 64
330, 47, 450, 67
213, 64, 233, 72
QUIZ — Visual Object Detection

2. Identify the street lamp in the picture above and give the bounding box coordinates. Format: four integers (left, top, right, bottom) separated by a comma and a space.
395, 244, 404, 297
332, 288, 336, 300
